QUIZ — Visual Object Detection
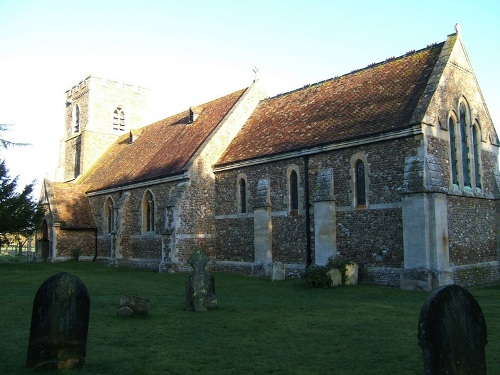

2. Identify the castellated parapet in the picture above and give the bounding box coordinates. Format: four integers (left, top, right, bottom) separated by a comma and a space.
65, 76, 148, 102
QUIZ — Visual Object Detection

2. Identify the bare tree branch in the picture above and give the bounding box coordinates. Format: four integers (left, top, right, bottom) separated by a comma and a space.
0, 124, 30, 148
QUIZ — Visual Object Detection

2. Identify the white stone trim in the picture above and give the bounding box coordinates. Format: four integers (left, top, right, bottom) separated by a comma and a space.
86, 172, 189, 197
214, 126, 422, 172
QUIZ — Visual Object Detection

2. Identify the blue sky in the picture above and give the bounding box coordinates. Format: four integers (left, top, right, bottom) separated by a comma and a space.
0, 0, 499, 191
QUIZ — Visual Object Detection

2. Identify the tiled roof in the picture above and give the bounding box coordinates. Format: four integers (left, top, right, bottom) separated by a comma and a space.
217, 41, 445, 166
48, 182, 95, 229
79, 88, 247, 192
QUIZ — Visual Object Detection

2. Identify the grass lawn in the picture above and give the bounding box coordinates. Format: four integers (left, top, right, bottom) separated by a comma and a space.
1, 261, 499, 374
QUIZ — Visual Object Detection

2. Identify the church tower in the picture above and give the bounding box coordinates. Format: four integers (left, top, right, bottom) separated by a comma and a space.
56, 75, 149, 182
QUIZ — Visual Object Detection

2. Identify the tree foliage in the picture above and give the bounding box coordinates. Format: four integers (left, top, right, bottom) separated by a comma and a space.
0, 157, 43, 251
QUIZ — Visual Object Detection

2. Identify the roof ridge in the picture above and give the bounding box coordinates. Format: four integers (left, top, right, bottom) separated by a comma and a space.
269, 39, 446, 101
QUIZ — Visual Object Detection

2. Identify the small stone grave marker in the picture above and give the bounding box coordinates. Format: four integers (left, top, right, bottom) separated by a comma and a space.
344, 263, 359, 285
418, 284, 487, 375
271, 262, 286, 281
185, 250, 217, 312
118, 295, 149, 316
326, 268, 342, 286
26, 272, 90, 371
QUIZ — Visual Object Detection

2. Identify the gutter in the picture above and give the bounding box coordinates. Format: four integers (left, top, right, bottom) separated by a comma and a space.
85, 172, 189, 197
304, 155, 312, 266
214, 125, 422, 172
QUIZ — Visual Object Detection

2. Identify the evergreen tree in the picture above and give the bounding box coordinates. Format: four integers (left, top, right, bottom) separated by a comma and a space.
0, 125, 43, 253
0, 161, 44, 253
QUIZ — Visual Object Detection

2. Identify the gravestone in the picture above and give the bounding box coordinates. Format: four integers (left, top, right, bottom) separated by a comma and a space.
326, 268, 342, 287
344, 263, 359, 285
117, 306, 134, 317
27, 272, 90, 371
118, 295, 149, 316
185, 250, 217, 312
271, 262, 286, 281
418, 284, 487, 375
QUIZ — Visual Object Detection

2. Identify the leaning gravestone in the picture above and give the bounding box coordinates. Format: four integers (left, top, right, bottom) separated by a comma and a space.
418, 284, 487, 375
185, 250, 217, 312
27, 272, 90, 371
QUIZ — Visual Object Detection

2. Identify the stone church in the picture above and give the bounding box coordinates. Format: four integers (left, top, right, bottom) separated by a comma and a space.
39, 27, 500, 290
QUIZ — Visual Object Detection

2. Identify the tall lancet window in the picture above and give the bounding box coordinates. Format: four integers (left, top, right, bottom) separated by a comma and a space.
355, 160, 366, 206
104, 197, 115, 234
74, 141, 81, 178
289, 170, 299, 212
143, 191, 155, 233
238, 177, 247, 214
449, 116, 459, 186
459, 103, 471, 187
72, 105, 80, 133
472, 124, 481, 189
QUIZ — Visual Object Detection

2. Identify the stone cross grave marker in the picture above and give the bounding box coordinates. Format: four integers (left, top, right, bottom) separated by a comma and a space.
418, 284, 487, 375
26, 272, 90, 371
185, 250, 218, 312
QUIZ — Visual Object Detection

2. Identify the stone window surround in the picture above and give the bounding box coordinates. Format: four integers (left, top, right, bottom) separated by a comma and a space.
349, 152, 370, 209
286, 164, 302, 215
236, 173, 249, 214
103, 196, 115, 234
446, 97, 483, 194
142, 190, 156, 234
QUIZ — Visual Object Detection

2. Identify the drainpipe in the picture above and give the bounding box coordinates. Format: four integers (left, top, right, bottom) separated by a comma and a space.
93, 228, 98, 262
304, 155, 312, 266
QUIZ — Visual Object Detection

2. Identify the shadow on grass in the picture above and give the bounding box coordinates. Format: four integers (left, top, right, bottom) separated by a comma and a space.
0, 262, 498, 375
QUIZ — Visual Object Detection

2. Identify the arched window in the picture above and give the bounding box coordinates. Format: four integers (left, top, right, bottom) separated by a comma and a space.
472, 124, 481, 189
238, 175, 248, 214
104, 197, 115, 234
449, 116, 459, 186
459, 103, 471, 187
355, 160, 366, 206
448, 100, 483, 192
290, 170, 299, 212
113, 106, 125, 131
74, 141, 81, 178
142, 191, 155, 233
72, 105, 80, 133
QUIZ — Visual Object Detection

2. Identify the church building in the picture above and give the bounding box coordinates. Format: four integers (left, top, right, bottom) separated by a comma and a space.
39, 27, 500, 290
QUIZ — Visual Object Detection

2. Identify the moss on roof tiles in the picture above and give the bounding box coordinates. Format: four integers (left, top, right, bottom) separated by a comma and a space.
79, 88, 247, 192
217, 42, 444, 166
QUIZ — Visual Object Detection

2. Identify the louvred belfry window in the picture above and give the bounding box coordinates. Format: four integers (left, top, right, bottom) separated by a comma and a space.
113, 106, 125, 131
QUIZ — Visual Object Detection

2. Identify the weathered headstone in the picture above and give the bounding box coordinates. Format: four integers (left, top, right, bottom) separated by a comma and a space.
118, 295, 149, 316
117, 306, 134, 317
326, 268, 342, 287
344, 263, 359, 285
418, 284, 487, 375
185, 250, 217, 312
271, 262, 286, 281
27, 272, 90, 371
